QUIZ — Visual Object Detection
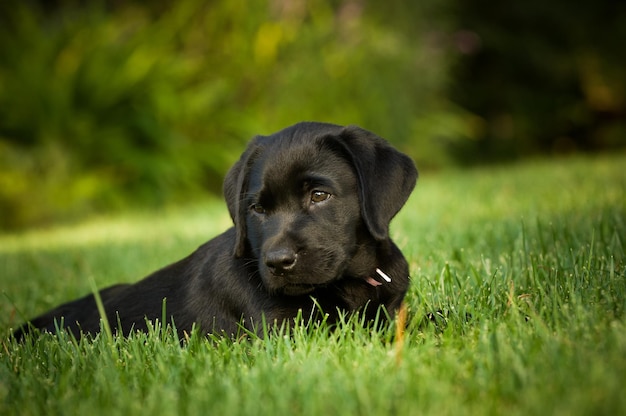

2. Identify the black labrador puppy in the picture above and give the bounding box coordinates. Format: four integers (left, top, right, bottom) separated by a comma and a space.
13, 122, 417, 340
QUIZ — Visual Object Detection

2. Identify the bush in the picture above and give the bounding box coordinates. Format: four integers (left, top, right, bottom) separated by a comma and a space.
0, 0, 456, 230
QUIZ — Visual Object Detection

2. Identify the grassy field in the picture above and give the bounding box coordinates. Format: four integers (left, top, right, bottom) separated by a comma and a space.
1, 153, 625, 415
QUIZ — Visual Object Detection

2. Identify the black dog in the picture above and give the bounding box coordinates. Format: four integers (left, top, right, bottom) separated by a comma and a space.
13, 122, 417, 340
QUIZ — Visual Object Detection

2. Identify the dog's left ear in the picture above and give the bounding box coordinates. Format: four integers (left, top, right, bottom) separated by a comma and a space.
223, 137, 265, 257
333, 126, 418, 241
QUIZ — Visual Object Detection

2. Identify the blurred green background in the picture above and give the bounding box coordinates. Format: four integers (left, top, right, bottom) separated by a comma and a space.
1, 0, 625, 230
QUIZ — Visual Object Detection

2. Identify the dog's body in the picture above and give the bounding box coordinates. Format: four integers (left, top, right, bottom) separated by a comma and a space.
13, 122, 417, 340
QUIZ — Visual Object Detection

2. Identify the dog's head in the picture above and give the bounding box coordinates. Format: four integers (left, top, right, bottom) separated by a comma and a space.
223, 122, 417, 295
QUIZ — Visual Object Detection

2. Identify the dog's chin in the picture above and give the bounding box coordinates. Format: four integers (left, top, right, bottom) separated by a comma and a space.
262, 267, 339, 296
263, 275, 319, 296
279, 284, 316, 296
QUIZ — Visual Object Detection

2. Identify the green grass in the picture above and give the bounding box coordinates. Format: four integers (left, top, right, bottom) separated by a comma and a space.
1, 153, 625, 415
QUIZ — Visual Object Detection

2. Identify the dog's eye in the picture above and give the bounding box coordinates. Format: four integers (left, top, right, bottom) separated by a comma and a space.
251, 204, 266, 214
311, 190, 331, 204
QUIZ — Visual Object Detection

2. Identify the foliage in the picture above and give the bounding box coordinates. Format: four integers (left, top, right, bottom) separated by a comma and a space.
1, 153, 625, 415
0, 0, 454, 230
449, 0, 626, 162
2, 0, 625, 231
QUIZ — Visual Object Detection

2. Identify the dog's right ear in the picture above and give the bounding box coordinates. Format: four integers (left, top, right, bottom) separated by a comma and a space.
333, 126, 418, 241
223, 137, 264, 257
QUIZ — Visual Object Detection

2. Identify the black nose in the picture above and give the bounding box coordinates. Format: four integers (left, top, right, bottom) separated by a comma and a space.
265, 248, 297, 274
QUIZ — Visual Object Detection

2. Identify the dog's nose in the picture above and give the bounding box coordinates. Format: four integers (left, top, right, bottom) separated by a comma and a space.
265, 248, 297, 274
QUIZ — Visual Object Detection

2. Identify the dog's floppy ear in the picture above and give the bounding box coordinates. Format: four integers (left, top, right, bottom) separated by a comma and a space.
223, 137, 264, 257
334, 125, 418, 241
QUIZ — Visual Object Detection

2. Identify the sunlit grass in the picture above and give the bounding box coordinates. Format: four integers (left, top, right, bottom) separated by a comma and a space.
0, 200, 231, 252
1, 153, 625, 415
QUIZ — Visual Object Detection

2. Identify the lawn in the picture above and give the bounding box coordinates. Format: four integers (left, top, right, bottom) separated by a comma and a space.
1, 153, 625, 415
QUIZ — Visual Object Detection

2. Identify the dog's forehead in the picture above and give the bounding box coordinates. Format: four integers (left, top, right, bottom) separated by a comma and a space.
248, 138, 355, 193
